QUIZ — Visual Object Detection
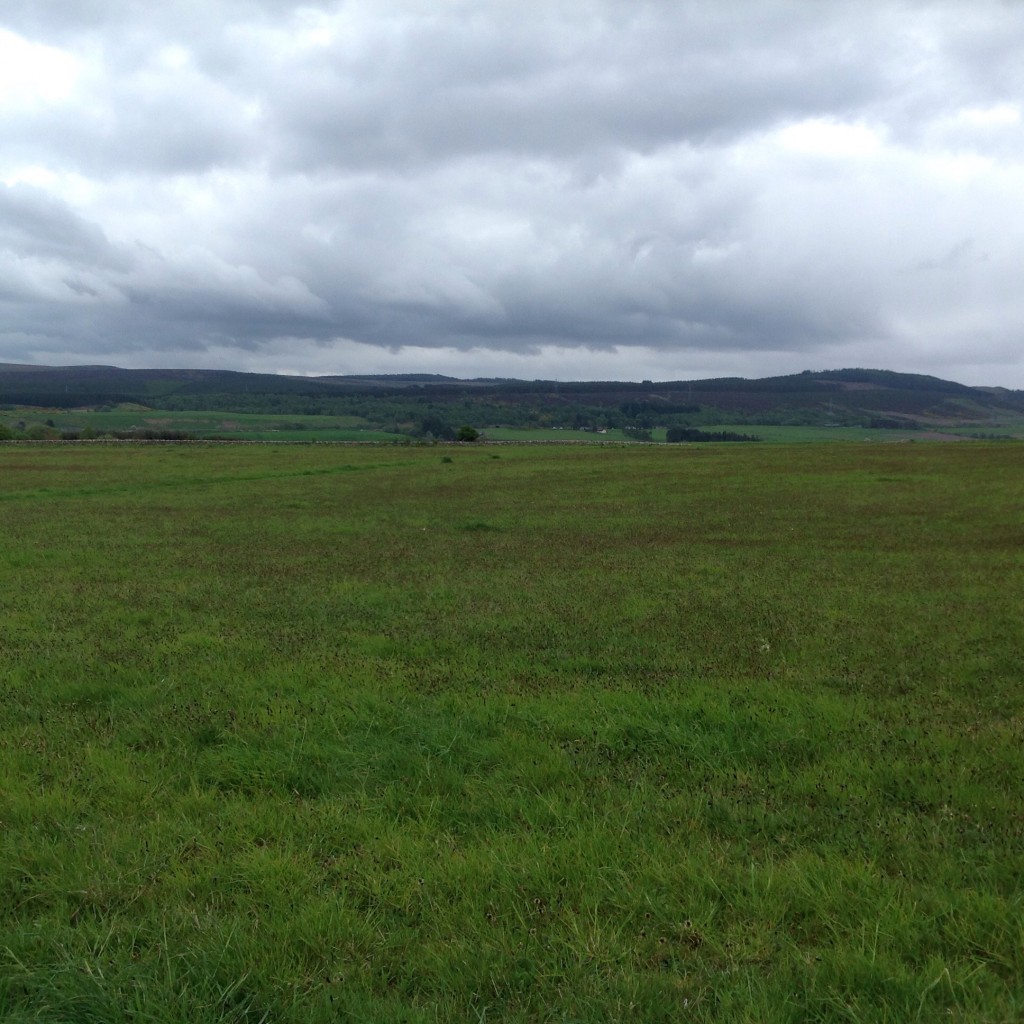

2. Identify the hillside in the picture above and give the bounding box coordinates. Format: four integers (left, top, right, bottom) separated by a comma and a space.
1, 363, 1022, 436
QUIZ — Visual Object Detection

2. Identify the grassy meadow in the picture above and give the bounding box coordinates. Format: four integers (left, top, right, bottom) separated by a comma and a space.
1, 408, 406, 443
11, 404, 1024, 443
1, 442, 1022, 1022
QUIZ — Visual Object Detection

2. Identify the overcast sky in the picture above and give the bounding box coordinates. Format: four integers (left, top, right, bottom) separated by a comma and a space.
1, 1, 1022, 384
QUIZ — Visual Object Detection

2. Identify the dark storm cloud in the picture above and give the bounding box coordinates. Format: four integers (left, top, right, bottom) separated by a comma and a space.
1, 1, 1023, 383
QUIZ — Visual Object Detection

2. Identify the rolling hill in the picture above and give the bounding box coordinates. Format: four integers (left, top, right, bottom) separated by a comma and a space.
1, 363, 1022, 435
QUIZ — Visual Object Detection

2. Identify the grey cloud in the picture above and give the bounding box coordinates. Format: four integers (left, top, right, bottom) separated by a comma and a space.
257, 7, 888, 173
0, 184, 128, 268
913, 238, 987, 272
0, 0, 319, 42
0, 183, 332, 352
9, 2, 891, 176
1, 0, 1023, 384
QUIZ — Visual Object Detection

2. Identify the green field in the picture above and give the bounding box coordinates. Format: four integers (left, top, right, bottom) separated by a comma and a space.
459, 424, 1023, 444
690, 423, 1024, 443
1, 443, 1022, 1022
8, 404, 1024, 444
0, 408, 408, 443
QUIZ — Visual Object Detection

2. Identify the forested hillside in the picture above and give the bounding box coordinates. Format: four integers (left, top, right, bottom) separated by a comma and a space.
1, 364, 1022, 439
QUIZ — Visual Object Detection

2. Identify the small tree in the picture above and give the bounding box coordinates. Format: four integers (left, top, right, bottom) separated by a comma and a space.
456, 425, 480, 442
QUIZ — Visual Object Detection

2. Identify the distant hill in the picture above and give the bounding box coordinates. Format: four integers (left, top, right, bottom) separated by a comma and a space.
1, 363, 1022, 432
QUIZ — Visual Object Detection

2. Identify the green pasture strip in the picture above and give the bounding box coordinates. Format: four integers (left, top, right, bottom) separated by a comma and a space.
681, 424, 942, 443
215, 430, 406, 442
698, 423, 1024, 442
700, 424, 901, 442
942, 418, 1024, 439
476, 425, 974, 443
1, 408, 372, 434
480, 428, 636, 441
1, 443, 1022, 1022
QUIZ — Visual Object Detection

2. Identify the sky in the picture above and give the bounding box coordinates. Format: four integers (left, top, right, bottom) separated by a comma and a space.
1, 1, 1022, 386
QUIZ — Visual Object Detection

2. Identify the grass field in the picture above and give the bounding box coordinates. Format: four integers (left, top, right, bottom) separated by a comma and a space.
9, 406, 1024, 443
1, 442, 1022, 1022
689, 423, 1024, 443
456, 424, 1022, 444
0, 408, 408, 443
